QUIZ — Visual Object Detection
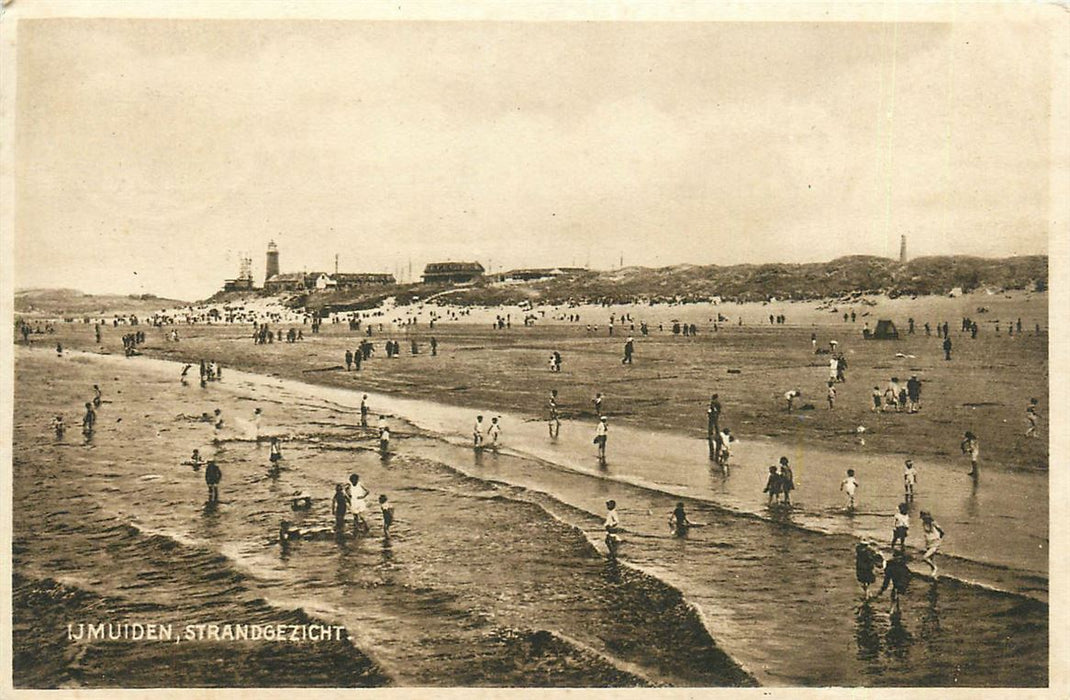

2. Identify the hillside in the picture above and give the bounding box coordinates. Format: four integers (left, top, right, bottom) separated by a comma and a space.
14, 289, 189, 317
296, 254, 1047, 312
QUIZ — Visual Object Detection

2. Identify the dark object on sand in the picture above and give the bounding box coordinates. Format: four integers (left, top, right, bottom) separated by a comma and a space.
865, 319, 899, 340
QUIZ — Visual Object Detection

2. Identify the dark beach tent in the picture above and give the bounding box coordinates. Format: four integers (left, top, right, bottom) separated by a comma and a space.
867, 319, 900, 340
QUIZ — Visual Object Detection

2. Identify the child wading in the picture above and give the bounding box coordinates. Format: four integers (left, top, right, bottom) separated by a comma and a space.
594, 416, 608, 466
961, 431, 980, 477
778, 457, 794, 504
604, 500, 620, 557
920, 511, 946, 578
840, 469, 859, 510
379, 495, 395, 537
903, 460, 917, 501
763, 466, 782, 504
891, 503, 909, 550
205, 460, 222, 503
855, 540, 884, 599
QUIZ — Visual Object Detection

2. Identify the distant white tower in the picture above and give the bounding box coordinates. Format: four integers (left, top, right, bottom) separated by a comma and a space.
899, 235, 907, 264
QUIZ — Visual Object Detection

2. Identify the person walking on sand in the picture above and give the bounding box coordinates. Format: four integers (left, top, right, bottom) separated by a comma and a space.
593, 392, 604, 417
622, 337, 634, 364
871, 386, 882, 413
827, 382, 836, 410
920, 511, 945, 579
906, 375, 922, 413
891, 503, 909, 550
360, 395, 369, 428
473, 415, 484, 449
840, 469, 859, 510
595, 416, 608, 465
943, 335, 953, 361
345, 349, 353, 371
548, 389, 561, 438
52, 415, 66, 438
903, 460, 917, 501
205, 460, 222, 503
604, 500, 621, 557
961, 431, 980, 477
82, 402, 96, 436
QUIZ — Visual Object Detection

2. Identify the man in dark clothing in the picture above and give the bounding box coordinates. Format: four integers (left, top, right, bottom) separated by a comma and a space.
205, 460, 222, 503
331, 484, 348, 538
345, 350, 353, 371
943, 336, 952, 361
622, 338, 634, 364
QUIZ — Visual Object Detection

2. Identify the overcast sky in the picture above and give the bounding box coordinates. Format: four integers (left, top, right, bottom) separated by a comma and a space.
13, 16, 1056, 300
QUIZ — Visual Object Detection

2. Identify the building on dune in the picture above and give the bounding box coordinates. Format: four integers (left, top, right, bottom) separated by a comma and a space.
422, 261, 485, 285
502, 267, 587, 282
262, 273, 306, 293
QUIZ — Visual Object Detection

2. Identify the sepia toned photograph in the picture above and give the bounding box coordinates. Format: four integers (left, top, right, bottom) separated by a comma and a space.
2, 1, 1066, 694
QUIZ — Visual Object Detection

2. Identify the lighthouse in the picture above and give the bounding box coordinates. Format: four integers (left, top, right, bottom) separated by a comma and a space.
266, 240, 280, 283
899, 235, 907, 264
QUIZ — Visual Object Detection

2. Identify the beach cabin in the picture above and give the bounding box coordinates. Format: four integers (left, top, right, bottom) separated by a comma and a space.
864, 319, 900, 340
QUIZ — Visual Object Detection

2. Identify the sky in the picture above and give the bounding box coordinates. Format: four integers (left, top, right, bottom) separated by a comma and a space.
12, 15, 1057, 300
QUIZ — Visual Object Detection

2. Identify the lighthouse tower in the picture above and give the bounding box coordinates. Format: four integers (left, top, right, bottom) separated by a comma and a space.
266, 240, 280, 283
899, 235, 907, 264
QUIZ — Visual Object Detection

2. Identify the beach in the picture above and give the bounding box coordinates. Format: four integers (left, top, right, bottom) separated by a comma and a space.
12, 292, 1049, 687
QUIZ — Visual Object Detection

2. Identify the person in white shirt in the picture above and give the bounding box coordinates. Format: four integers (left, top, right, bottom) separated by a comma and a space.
473, 415, 484, 449
920, 511, 946, 578
488, 416, 502, 449
595, 416, 608, 465
603, 499, 620, 556
840, 469, 859, 510
784, 389, 801, 412
891, 503, 910, 550
346, 473, 371, 535
903, 460, 917, 501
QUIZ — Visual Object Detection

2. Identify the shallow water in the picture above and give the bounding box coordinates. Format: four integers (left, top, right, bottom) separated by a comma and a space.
12, 349, 1047, 686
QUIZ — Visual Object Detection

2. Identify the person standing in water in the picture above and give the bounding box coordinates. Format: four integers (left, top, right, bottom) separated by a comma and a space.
878, 551, 911, 613
595, 416, 608, 466
51, 415, 66, 438
855, 540, 884, 599
778, 457, 794, 504
346, 474, 371, 535
961, 431, 980, 477
488, 416, 502, 450
92, 385, 102, 408
919, 511, 946, 579
360, 395, 369, 428
269, 437, 282, 465
472, 415, 484, 449
379, 494, 395, 537
548, 389, 561, 438
903, 460, 918, 501
840, 469, 859, 510
331, 484, 348, 539
891, 503, 910, 550
378, 417, 390, 455
604, 500, 620, 557
205, 460, 222, 503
